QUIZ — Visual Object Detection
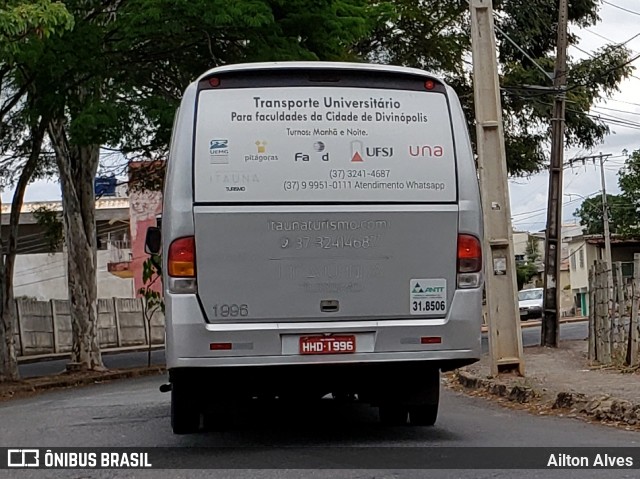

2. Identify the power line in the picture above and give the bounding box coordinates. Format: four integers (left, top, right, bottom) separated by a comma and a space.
602, 0, 640, 17
608, 98, 640, 109
592, 105, 640, 117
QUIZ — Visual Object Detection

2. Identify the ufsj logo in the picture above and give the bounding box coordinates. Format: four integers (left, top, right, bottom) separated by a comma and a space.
350, 141, 394, 162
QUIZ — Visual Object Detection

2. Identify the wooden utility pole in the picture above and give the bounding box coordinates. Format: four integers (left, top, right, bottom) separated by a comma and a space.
542, 0, 569, 348
470, 0, 524, 376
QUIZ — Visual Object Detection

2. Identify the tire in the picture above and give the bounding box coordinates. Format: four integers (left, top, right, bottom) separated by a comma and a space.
379, 404, 408, 426
409, 404, 438, 426
171, 383, 201, 434
408, 368, 440, 426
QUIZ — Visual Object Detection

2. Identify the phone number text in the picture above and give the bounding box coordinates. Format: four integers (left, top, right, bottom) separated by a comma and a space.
287, 235, 381, 249
283, 180, 352, 191
329, 169, 391, 179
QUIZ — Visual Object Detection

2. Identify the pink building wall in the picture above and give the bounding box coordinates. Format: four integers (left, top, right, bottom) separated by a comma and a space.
129, 188, 163, 297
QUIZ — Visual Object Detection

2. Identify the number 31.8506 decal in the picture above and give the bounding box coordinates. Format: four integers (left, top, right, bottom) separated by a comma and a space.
411, 300, 446, 313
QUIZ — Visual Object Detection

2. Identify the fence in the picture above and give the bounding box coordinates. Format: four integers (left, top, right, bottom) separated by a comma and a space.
588, 254, 640, 367
12, 297, 164, 358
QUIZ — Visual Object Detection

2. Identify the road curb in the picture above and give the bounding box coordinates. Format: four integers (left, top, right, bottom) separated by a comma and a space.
452, 369, 640, 428
0, 366, 166, 402
480, 316, 587, 333
17, 345, 165, 364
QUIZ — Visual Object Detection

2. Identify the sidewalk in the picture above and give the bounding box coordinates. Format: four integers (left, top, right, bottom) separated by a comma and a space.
449, 339, 640, 429
480, 315, 586, 333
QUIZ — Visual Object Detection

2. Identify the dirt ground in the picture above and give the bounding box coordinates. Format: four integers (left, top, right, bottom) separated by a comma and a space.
445, 339, 640, 431
460, 339, 639, 403
0, 366, 166, 402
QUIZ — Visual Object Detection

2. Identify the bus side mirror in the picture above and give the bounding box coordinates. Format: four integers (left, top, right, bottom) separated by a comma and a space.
145, 227, 162, 255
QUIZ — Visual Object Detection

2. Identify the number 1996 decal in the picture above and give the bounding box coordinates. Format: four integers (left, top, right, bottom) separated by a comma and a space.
212, 304, 249, 317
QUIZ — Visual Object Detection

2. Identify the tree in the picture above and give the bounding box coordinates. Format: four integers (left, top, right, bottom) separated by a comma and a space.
357, 0, 633, 176
573, 194, 633, 235
12, 0, 383, 371
139, 255, 163, 368
617, 149, 640, 233
0, 1, 72, 382
516, 236, 541, 289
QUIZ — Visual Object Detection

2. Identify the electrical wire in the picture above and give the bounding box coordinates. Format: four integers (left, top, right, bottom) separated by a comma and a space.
602, 0, 640, 17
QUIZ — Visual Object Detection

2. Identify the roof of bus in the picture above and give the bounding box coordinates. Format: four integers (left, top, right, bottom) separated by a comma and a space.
195, 61, 445, 84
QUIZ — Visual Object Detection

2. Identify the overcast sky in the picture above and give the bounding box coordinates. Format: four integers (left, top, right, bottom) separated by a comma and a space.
3, 0, 640, 234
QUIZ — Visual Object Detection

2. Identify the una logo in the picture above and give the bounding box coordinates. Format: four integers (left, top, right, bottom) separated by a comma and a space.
256, 140, 267, 153
412, 282, 425, 294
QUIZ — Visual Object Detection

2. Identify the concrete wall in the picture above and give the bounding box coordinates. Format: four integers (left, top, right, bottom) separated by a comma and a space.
13, 250, 134, 300
13, 298, 164, 357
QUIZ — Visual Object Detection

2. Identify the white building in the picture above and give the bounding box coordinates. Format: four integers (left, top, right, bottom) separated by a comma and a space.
2, 198, 134, 300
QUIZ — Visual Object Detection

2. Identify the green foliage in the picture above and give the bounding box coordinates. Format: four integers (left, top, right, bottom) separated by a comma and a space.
618, 149, 640, 233
524, 236, 540, 263
573, 194, 635, 236
31, 205, 63, 252
0, 0, 73, 59
139, 254, 163, 367
516, 262, 538, 290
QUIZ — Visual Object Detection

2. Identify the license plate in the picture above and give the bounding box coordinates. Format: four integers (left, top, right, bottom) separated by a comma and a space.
299, 335, 356, 355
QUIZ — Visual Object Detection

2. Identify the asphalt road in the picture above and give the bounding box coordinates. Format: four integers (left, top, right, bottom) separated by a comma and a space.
19, 321, 589, 378
0, 372, 638, 478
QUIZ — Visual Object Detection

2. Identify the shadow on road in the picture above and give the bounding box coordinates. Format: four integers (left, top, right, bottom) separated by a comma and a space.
151, 397, 462, 447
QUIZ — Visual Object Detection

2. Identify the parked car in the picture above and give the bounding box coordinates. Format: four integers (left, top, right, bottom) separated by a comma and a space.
518, 287, 543, 320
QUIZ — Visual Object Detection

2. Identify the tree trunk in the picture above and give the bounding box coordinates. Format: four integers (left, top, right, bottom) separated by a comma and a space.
0, 196, 19, 382
0, 116, 46, 381
48, 117, 104, 371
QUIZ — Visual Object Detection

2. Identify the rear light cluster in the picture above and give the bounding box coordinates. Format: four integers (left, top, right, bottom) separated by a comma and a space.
457, 234, 482, 289
168, 236, 197, 294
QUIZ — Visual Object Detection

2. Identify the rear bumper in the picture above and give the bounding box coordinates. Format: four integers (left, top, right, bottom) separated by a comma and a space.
165, 288, 482, 371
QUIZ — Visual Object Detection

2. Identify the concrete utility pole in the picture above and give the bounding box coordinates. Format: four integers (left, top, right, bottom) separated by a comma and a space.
542, 0, 569, 348
470, 0, 524, 376
598, 153, 616, 344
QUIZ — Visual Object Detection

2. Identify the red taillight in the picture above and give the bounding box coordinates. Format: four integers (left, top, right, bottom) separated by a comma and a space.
210, 343, 232, 350
168, 236, 195, 277
424, 80, 436, 90
421, 336, 442, 344
208, 77, 220, 87
457, 234, 482, 273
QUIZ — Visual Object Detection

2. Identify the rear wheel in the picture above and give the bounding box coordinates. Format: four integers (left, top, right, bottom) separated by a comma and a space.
408, 369, 440, 427
379, 404, 409, 426
409, 404, 438, 426
171, 382, 201, 434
